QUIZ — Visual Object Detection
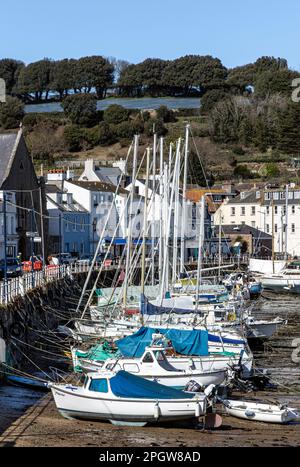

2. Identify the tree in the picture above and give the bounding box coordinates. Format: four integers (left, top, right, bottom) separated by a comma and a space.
75, 56, 114, 98
277, 102, 300, 154
233, 165, 253, 179
156, 105, 176, 122
254, 69, 300, 99
61, 93, 98, 126
144, 118, 167, 137
0, 58, 25, 94
201, 88, 232, 112
50, 59, 78, 99
17, 59, 53, 101
0, 96, 24, 129
103, 104, 130, 124
64, 124, 85, 152
85, 122, 116, 146
162, 55, 227, 96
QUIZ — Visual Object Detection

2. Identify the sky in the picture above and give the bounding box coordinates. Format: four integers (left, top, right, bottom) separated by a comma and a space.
0, 0, 299, 70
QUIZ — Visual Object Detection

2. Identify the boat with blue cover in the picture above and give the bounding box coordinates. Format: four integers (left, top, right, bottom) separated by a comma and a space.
49, 370, 210, 426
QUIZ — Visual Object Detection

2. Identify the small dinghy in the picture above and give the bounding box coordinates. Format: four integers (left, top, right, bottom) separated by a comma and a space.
49, 370, 211, 426
223, 399, 299, 424
6, 374, 49, 391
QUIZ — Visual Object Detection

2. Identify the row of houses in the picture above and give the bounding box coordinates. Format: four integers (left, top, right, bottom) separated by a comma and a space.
1, 128, 297, 263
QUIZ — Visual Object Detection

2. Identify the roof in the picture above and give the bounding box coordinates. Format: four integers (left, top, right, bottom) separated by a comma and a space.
186, 188, 229, 203
0, 132, 19, 187
45, 184, 64, 194
227, 190, 262, 205
46, 195, 88, 213
215, 224, 272, 239
67, 180, 127, 195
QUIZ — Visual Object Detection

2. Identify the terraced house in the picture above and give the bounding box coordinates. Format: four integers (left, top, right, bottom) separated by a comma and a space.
214, 185, 300, 256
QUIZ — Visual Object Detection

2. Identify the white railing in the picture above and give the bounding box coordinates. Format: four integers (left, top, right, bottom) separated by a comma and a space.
0, 262, 113, 306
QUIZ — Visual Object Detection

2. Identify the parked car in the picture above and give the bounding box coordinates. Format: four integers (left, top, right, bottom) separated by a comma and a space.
22, 255, 43, 272
0, 258, 23, 279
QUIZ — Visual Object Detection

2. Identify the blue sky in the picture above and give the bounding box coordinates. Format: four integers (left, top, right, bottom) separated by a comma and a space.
0, 0, 299, 70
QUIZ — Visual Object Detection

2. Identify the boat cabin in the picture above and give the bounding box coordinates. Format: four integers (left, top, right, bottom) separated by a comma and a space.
102, 346, 181, 374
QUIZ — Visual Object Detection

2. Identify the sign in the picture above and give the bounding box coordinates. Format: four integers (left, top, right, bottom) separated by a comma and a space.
33, 237, 42, 243
26, 231, 39, 238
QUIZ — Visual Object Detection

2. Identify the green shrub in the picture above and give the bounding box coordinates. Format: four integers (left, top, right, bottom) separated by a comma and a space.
61, 93, 98, 126
103, 104, 130, 124
64, 124, 85, 152
0, 96, 24, 129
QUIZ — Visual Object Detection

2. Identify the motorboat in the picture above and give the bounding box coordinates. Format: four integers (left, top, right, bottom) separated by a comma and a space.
260, 260, 300, 294
49, 369, 210, 426
98, 343, 228, 389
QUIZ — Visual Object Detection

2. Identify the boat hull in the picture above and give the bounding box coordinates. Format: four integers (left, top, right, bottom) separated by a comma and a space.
51, 385, 206, 424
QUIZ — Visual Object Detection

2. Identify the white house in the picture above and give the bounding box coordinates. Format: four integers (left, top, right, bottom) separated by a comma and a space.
214, 186, 300, 256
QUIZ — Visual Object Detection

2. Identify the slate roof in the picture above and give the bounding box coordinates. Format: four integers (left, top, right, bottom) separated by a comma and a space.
0, 132, 19, 187
67, 180, 127, 195
215, 224, 272, 239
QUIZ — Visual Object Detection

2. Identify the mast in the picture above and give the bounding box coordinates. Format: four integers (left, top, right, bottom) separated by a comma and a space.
158, 137, 164, 285
195, 195, 205, 313
141, 147, 150, 295
218, 211, 222, 283
172, 138, 181, 284
285, 184, 289, 260
123, 134, 139, 308
272, 197, 275, 273
151, 132, 157, 286
180, 124, 189, 274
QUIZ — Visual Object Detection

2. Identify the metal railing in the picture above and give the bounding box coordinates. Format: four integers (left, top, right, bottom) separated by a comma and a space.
0, 262, 109, 305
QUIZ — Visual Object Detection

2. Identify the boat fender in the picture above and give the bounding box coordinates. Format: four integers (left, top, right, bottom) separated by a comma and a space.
154, 402, 160, 419
245, 410, 255, 418
195, 402, 200, 417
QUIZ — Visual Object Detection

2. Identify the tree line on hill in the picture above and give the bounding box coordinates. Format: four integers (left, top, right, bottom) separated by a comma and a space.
1, 54, 298, 104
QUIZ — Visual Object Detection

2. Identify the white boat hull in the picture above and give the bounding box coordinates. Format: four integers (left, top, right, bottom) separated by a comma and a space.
50, 385, 207, 424
225, 400, 300, 424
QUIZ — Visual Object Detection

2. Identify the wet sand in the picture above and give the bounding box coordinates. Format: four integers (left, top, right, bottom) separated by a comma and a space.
0, 294, 300, 447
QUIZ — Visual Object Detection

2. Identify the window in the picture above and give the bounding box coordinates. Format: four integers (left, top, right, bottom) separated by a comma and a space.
275, 206, 278, 214
251, 206, 256, 216
266, 206, 270, 215
142, 353, 154, 363
265, 192, 271, 200
251, 221, 255, 227
80, 218, 84, 232
292, 205, 295, 214
295, 191, 300, 199
266, 224, 270, 233
280, 192, 286, 200
275, 224, 278, 233
273, 192, 279, 200
241, 207, 245, 216
89, 378, 108, 393
292, 223, 295, 234
231, 207, 235, 216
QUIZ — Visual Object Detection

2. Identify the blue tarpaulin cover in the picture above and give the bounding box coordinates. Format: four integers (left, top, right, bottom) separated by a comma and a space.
110, 370, 194, 399
116, 326, 209, 358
